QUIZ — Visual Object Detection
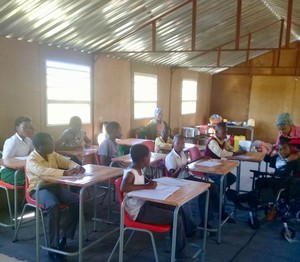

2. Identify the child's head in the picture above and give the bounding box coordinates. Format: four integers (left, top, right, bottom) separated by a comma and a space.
154, 108, 163, 122
214, 122, 227, 140
69, 116, 82, 133
276, 112, 293, 136
15, 116, 34, 138
106, 121, 122, 139
130, 144, 150, 167
173, 134, 185, 153
278, 136, 292, 158
161, 126, 171, 140
32, 132, 54, 155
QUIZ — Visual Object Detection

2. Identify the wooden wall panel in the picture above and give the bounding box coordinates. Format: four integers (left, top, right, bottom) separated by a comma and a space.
210, 75, 251, 122
249, 76, 296, 143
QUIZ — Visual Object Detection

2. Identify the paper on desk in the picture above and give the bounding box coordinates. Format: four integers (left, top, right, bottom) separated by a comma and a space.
14, 156, 28, 160
127, 184, 179, 200
195, 161, 221, 167
153, 177, 188, 187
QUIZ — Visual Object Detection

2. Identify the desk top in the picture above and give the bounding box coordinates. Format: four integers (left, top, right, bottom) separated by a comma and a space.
188, 158, 239, 175
159, 143, 206, 153
228, 151, 265, 163
0, 157, 26, 170
56, 145, 98, 157
111, 152, 167, 165
116, 138, 153, 147
42, 164, 123, 187
130, 178, 210, 207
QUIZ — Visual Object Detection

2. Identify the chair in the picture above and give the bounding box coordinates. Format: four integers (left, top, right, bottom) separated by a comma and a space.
142, 140, 155, 152
107, 177, 171, 262
0, 169, 25, 229
187, 146, 207, 180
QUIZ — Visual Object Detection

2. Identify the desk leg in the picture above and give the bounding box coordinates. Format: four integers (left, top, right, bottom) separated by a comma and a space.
119, 200, 126, 262
236, 162, 241, 193
79, 187, 85, 262
202, 189, 209, 261
171, 206, 179, 262
36, 182, 41, 262
218, 176, 224, 244
13, 171, 20, 229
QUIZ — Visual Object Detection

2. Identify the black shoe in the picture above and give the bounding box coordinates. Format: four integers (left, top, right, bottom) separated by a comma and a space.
58, 237, 67, 251
48, 250, 66, 262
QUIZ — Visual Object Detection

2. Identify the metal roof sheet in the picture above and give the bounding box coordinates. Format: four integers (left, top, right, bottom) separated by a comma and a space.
0, 0, 299, 74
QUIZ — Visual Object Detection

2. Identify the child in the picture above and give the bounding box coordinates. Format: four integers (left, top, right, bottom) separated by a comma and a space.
27, 132, 85, 262
154, 126, 173, 153
205, 122, 245, 189
165, 134, 232, 225
56, 116, 91, 150
121, 143, 189, 259
0, 116, 34, 185
98, 121, 122, 166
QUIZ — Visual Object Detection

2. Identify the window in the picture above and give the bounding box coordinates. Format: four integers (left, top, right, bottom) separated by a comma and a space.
134, 73, 157, 119
181, 79, 197, 115
46, 61, 91, 125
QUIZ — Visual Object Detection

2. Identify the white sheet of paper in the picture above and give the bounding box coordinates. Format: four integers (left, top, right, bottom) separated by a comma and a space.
195, 161, 221, 167
153, 177, 188, 187
127, 184, 179, 200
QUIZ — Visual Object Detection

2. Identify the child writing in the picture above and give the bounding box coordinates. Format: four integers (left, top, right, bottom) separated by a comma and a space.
56, 116, 91, 150
154, 126, 173, 153
121, 143, 189, 259
98, 121, 123, 166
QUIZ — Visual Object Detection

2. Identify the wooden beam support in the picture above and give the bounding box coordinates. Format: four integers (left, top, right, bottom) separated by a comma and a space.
191, 0, 197, 51
152, 21, 156, 52
236, 0, 242, 50
277, 19, 284, 67
246, 33, 251, 66
285, 0, 293, 48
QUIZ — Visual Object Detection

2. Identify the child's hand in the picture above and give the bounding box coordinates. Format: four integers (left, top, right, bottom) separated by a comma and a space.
63, 168, 81, 176
76, 165, 85, 174
233, 150, 246, 156
147, 181, 157, 189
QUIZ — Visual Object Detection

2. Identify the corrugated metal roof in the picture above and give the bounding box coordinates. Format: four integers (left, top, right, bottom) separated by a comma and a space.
0, 0, 299, 74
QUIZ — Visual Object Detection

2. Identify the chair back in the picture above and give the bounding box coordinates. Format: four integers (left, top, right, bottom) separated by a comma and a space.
24, 170, 44, 208
188, 146, 202, 162
142, 140, 155, 153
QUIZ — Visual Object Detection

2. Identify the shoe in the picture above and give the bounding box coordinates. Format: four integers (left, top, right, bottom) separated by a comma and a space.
48, 251, 66, 262
175, 250, 191, 261
58, 237, 67, 251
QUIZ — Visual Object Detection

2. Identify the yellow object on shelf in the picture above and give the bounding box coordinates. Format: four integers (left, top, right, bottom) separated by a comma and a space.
234, 135, 246, 151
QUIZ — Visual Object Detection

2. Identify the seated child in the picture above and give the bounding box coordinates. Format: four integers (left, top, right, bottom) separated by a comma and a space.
165, 134, 233, 225
154, 126, 173, 153
0, 116, 34, 185
98, 121, 123, 166
205, 122, 245, 189
121, 143, 191, 258
56, 116, 91, 150
27, 132, 85, 262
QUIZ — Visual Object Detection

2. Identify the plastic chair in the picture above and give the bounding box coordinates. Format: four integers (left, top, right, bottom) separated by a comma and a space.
0, 172, 25, 228
187, 146, 207, 180
141, 140, 155, 153
107, 177, 171, 262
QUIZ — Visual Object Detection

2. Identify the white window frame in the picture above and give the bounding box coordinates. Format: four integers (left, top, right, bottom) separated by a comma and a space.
46, 60, 91, 126
181, 79, 197, 115
133, 72, 157, 119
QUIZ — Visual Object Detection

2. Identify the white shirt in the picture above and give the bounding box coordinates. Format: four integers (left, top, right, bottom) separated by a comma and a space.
165, 149, 189, 179
2, 133, 34, 159
124, 168, 146, 221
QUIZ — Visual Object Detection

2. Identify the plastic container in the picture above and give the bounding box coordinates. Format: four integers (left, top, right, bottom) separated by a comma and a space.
234, 135, 246, 151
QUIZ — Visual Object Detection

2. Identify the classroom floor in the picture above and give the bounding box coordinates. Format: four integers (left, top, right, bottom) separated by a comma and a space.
0, 161, 299, 262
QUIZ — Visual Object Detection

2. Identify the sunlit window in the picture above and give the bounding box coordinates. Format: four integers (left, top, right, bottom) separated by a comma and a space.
181, 79, 197, 115
134, 73, 157, 119
46, 61, 91, 125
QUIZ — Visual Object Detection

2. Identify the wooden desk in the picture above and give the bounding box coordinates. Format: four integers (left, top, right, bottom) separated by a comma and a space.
111, 152, 167, 166
0, 157, 27, 229
56, 145, 98, 164
159, 143, 206, 153
35, 164, 124, 262
120, 178, 210, 262
188, 159, 239, 243
116, 138, 153, 147
228, 151, 266, 191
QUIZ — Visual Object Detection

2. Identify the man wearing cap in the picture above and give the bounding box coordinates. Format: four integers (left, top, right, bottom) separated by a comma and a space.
275, 112, 300, 161
141, 108, 169, 140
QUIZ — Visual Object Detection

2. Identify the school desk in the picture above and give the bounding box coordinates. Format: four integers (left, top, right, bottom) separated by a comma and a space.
188, 158, 239, 244
158, 142, 205, 153
120, 177, 210, 262
56, 145, 99, 164
34, 164, 123, 262
111, 152, 167, 166
0, 157, 27, 230
115, 138, 153, 147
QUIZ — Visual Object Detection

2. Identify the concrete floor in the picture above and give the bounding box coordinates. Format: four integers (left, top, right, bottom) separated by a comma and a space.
0, 161, 299, 262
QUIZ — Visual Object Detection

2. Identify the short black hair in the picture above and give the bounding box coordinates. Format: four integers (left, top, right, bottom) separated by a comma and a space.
32, 132, 52, 149
215, 122, 226, 130
106, 121, 121, 134
69, 116, 82, 125
130, 144, 149, 163
15, 116, 31, 127
173, 134, 184, 142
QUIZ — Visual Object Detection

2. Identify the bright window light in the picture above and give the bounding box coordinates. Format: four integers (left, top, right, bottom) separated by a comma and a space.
134, 73, 157, 119
46, 61, 91, 125
181, 80, 197, 115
